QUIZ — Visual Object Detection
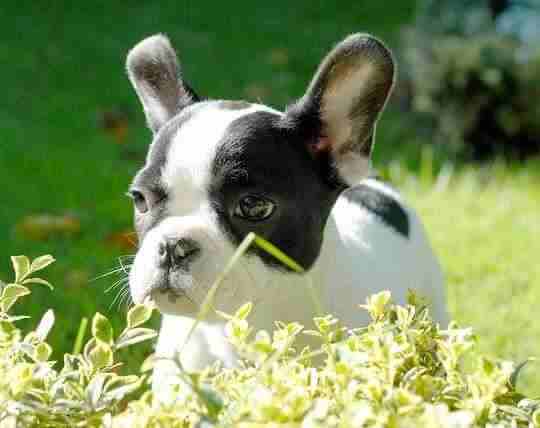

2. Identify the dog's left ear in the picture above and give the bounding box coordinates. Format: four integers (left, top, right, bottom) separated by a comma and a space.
286, 34, 395, 187
126, 34, 199, 134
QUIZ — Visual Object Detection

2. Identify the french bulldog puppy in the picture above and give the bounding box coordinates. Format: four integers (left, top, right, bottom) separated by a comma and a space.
125, 33, 448, 394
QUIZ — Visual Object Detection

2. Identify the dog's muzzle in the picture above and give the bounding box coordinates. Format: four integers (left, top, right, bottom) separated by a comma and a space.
158, 237, 201, 270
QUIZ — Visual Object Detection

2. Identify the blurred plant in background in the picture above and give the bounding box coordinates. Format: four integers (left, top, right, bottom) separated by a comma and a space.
401, 0, 540, 160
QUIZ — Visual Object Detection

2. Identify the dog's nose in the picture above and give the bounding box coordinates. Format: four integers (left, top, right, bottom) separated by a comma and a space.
158, 238, 200, 268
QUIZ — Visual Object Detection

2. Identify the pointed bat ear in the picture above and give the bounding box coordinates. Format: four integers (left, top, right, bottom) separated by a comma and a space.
126, 34, 199, 134
287, 34, 395, 186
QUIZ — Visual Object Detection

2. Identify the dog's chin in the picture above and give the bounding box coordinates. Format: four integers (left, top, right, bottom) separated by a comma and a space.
151, 290, 199, 316
129, 269, 201, 317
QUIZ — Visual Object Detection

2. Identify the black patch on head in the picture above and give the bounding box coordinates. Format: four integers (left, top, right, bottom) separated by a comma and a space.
209, 111, 342, 271
343, 184, 409, 238
283, 101, 347, 189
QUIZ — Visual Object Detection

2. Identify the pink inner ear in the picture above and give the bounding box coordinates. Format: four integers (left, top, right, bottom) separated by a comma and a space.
308, 136, 332, 156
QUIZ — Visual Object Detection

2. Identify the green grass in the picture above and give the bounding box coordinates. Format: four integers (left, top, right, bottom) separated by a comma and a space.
2, 0, 540, 394
0, 1, 417, 360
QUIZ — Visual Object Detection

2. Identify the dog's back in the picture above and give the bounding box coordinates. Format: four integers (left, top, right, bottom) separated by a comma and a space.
321, 178, 447, 326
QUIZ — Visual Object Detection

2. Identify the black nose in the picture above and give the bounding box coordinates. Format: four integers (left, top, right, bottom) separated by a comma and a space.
158, 238, 200, 268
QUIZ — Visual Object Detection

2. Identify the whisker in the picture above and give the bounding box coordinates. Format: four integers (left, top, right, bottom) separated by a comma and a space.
117, 289, 127, 308
110, 285, 128, 310
118, 257, 132, 277
90, 266, 130, 282
105, 277, 129, 294
118, 288, 132, 311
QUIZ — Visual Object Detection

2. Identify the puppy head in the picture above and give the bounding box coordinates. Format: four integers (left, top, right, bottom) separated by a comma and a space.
126, 34, 394, 316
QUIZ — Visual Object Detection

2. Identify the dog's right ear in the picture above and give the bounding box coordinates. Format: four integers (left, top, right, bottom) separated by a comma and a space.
126, 34, 199, 134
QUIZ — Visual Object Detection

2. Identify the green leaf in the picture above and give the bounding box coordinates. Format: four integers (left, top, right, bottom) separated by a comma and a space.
533, 409, 540, 426
0, 284, 30, 312
360, 290, 392, 320
234, 302, 253, 320
29, 255, 55, 274
86, 373, 107, 407
11, 255, 30, 283
104, 375, 144, 401
34, 342, 52, 362
140, 354, 155, 373
0, 320, 15, 335
84, 337, 97, 361
198, 384, 224, 421
1, 284, 30, 300
126, 304, 153, 329
1, 297, 17, 313
92, 312, 113, 344
510, 359, 535, 389
88, 343, 114, 370
22, 277, 53, 290
115, 328, 157, 350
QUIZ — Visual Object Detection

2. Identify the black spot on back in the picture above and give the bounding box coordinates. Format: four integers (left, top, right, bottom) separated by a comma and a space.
344, 184, 409, 238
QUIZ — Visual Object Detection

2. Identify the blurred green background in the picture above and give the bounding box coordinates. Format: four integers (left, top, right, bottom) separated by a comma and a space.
1, 1, 540, 392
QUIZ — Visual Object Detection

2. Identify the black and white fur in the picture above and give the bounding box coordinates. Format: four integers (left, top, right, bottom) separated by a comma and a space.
125, 34, 448, 397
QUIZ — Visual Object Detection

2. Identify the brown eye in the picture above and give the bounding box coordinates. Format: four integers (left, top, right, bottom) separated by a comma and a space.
129, 190, 148, 213
234, 195, 276, 221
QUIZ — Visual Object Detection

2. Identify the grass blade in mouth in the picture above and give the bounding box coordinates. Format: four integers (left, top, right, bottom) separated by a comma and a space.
180, 232, 257, 354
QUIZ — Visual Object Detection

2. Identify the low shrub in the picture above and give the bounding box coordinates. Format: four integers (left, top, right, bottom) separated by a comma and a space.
1, 254, 539, 427
401, 0, 540, 160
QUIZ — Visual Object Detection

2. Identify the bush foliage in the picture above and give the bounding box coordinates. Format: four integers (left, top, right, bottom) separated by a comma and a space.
1, 255, 539, 427
402, 0, 540, 160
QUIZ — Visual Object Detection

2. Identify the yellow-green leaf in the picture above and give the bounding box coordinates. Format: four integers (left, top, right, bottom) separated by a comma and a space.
126, 304, 153, 329
0, 320, 15, 335
34, 342, 52, 362
88, 343, 114, 370
22, 277, 53, 290
1, 284, 30, 300
234, 302, 253, 320
92, 312, 113, 344
0, 284, 30, 312
115, 328, 157, 350
140, 354, 155, 373
29, 255, 55, 274
11, 255, 30, 283
1, 297, 17, 313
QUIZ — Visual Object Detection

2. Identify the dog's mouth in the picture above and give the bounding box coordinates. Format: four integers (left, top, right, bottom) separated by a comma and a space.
135, 269, 200, 315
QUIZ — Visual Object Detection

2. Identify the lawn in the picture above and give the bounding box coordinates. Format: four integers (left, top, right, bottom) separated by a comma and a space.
1, 1, 540, 394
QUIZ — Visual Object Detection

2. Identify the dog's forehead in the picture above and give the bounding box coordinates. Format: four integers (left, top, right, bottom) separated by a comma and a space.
134, 101, 283, 191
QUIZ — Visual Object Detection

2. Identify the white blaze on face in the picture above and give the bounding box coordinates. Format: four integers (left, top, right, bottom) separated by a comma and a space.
129, 103, 283, 314
162, 103, 281, 214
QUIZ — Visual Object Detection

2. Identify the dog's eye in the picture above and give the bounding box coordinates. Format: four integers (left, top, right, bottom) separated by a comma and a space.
128, 190, 149, 213
234, 195, 276, 221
